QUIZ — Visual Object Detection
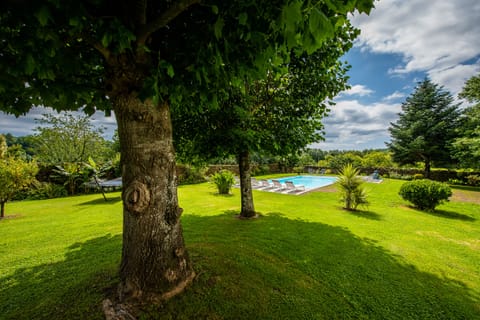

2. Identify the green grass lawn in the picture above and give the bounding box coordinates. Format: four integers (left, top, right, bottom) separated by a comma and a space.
1, 178, 479, 319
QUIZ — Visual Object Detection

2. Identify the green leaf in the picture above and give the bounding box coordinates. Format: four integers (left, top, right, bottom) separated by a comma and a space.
167, 65, 175, 78
308, 9, 333, 44
211, 5, 219, 15
69, 17, 81, 27
214, 17, 224, 39
357, 0, 375, 14
238, 12, 248, 26
282, 0, 302, 33
101, 33, 112, 48
25, 54, 35, 75
35, 6, 51, 26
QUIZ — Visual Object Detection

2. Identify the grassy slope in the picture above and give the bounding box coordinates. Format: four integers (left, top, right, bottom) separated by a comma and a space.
0, 178, 479, 319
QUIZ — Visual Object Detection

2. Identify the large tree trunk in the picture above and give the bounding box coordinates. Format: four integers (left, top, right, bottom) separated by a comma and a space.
0, 201, 5, 218
112, 93, 195, 305
238, 150, 256, 218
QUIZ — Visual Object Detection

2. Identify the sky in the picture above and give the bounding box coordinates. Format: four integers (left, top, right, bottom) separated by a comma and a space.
1, 0, 480, 151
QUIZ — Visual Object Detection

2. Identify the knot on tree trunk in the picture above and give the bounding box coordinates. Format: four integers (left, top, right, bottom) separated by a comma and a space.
124, 181, 151, 214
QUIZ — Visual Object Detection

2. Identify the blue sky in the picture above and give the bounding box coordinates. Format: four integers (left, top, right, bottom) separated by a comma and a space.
1, 0, 480, 151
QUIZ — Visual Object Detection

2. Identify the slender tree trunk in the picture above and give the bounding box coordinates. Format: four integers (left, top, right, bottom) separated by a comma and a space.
238, 150, 256, 218
424, 160, 431, 179
112, 93, 195, 304
0, 201, 5, 218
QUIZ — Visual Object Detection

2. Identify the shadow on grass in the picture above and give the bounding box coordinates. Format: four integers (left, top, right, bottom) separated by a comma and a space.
77, 196, 122, 206
427, 209, 476, 222
0, 234, 121, 320
174, 212, 480, 320
451, 185, 480, 192
408, 206, 477, 222
2, 213, 479, 320
344, 209, 382, 220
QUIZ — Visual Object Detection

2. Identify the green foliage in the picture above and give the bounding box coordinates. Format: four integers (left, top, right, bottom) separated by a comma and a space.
33, 113, 112, 165
361, 151, 394, 168
177, 164, 208, 185
25, 181, 68, 200
52, 163, 83, 195
453, 73, 480, 168
336, 164, 369, 210
0, 155, 38, 217
388, 78, 461, 176
413, 173, 424, 180
399, 179, 452, 211
466, 175, 480, 187
458, 73, 480, 103
0, 135, 7, 159
211, 170, 236, 194
321, 152, 363, 170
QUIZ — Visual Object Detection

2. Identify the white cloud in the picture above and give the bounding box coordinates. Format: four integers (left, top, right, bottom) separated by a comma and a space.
351, 0, 480, 94
382, 91, 406, 102
0, 107, 116, 139
313, 99, 401, 150
341, 84, 374, 97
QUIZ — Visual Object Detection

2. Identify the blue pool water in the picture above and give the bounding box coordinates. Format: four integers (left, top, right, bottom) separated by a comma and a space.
273, 175, 337, 189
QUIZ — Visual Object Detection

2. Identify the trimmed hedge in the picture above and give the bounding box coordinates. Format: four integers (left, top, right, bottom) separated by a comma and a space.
399, 179, 452, 211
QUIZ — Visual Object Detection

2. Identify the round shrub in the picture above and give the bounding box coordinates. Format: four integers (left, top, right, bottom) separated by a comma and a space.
399, 179, 452, 211
211, 170, 236, 194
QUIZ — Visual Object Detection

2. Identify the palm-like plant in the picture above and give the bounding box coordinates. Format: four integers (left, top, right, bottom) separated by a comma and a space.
337, 164, 369, 210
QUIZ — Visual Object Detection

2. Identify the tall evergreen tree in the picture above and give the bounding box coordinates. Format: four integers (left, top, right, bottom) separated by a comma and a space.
387, 78, 461, 177
453, 73, 480, 168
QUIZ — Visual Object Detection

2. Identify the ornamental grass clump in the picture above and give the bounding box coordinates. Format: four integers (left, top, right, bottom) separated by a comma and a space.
336, 164, 369, 211
399, 179, 452, 211
211, 170, 236, 195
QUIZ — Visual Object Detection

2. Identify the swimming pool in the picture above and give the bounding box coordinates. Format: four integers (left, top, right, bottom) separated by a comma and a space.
273, 175, 337, 190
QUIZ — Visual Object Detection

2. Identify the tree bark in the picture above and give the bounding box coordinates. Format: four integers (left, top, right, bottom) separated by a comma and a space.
0, 201, 5, 218
424, 159, 431, 179
238, 150, 256, 218
112, 93, 195, 304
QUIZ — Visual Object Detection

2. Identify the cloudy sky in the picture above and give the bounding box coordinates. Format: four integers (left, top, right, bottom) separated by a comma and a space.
1, 0, 480, 150
312, 0, 480, 150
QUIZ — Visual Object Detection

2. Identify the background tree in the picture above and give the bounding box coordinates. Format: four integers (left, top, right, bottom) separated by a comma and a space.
319, 151, 363, 170
453, 73, 480, 168
0, 134, 6, 158
174, 22, 358, 218
0, 138, 38, 218
33, 113, 111, 165
1, 0, 373, 312
387, 79, 461, 178
361, 151, 393, 168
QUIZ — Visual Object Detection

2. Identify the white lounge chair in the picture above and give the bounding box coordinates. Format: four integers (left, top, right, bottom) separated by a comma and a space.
258, 179, 276, 190
271, 180, 288, 192
284, 181, 306, 194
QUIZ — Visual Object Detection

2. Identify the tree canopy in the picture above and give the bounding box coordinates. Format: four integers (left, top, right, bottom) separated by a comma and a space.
387, 78, 461, 177
33, 113, 112, 164
0, 136, 38, 218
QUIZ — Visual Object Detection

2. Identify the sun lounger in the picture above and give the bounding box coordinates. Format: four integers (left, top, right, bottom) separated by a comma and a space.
258, 179, 276, 190
271, 180, 288, 192
284, 181, 306, 194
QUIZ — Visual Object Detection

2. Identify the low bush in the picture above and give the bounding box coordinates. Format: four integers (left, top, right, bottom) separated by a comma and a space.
27, 181, 68, 200
466, 175, 480, 187
399, 179, 452, 211
413, 173, 424, 180
177, 164, 207, 185
210, 170, 236, 194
